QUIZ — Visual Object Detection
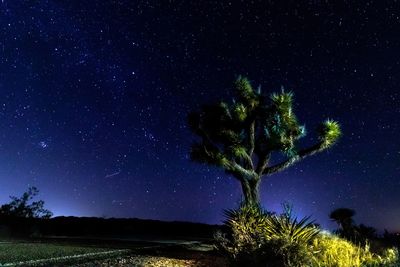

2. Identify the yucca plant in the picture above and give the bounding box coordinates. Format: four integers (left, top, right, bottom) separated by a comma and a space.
261, 203, 320, 267
215, 203, 320, 267
215, 204, 269, 265
264, 203, 320, 245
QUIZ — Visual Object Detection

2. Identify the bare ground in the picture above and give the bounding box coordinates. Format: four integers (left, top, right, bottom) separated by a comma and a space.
71, 240, 229, 267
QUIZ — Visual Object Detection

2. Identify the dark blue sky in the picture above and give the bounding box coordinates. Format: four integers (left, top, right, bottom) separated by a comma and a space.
0, 1, 399, 231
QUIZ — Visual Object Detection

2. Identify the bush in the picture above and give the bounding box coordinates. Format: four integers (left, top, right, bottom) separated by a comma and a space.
215, 204, 400, 267
215, 204, 319, 267
214, 204, 269, 266
262, 206, 320, 267
310, 232, 399, 267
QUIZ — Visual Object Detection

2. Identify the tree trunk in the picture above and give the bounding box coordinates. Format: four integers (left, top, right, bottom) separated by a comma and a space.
241, 178, 260, 206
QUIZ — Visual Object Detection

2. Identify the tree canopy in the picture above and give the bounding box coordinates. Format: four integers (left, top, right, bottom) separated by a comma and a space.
0, 186, 53, 219
189, 76, 341, 205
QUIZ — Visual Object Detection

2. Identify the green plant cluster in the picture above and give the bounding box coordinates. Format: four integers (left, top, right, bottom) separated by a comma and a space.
215, 204, 399, 267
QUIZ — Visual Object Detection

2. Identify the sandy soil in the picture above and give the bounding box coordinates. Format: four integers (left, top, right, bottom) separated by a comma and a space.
72, 242, 229, 267
75, 253, 228, 267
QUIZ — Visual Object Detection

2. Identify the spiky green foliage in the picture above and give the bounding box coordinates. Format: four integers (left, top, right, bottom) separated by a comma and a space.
263, 204, 320, 246
319, 119, 342, 148
216, 204, 320, 267
235, 76, 259, 108
189, 76, 341, 205
220, 204, 268, 257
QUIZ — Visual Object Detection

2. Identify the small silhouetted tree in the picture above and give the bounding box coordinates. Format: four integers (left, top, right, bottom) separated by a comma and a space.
189, 77, 341, 206
0, 186, 52, 219
330, 208, 355, 229
330, 208, 356, 240
330, 208, 379, 244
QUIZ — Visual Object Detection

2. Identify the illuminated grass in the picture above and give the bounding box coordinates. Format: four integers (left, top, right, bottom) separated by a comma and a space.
310, 233, 400, 267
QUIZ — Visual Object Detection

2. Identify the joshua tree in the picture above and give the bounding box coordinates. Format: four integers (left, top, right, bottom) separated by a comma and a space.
188, 77, 341, 206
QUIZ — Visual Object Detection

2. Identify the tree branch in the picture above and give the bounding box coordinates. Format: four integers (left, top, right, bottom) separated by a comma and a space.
240, 150, 254, 170
256, 153, 270, 176
263, 143, 325, 176
222, 158, 257, 182
195, 124, 257, 181
248, 121, 255, 157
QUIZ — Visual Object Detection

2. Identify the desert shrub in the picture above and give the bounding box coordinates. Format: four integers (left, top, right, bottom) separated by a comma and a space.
215, 203, 319, 267
214, 204, 269, 266
262, 204, 320, 266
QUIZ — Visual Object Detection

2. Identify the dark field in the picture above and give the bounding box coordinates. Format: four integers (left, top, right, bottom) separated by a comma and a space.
0, 216, 227, 266
0, 238, 227, 266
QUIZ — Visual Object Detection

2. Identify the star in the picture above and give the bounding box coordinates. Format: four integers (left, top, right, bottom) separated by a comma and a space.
38, 141, 48, 149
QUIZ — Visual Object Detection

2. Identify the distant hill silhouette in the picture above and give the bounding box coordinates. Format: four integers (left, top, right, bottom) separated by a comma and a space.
0, 214, 221, 240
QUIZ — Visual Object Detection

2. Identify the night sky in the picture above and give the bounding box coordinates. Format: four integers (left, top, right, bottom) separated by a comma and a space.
0, 1, 399, 232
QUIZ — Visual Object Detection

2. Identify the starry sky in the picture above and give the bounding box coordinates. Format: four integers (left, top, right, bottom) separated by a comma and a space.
0, 1, 399, 232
